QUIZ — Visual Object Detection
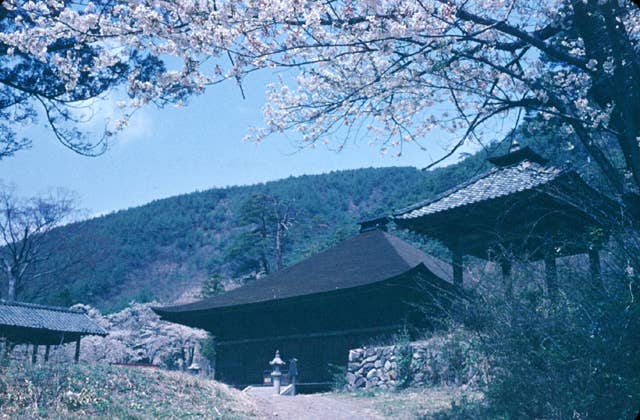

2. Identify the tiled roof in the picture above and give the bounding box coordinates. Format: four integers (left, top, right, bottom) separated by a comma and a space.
394, 161, 566, 220
0, 300, 107, 336
155, 229, 458, 314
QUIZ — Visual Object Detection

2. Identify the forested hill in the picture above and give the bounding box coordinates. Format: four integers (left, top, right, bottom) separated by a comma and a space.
18, 130, 594, 312
18, 160, 476, 311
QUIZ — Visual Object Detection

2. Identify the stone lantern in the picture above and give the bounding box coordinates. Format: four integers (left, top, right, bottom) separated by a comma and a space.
269, 350, 286, 395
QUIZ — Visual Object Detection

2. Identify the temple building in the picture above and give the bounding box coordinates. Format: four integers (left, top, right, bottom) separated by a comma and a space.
154, 145, 612, 387
393, 146, 616, 297
154, 223, 461, 388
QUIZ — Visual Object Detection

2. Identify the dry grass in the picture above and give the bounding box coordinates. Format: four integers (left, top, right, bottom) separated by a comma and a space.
335, 386, 483, 419
0, 363, 259, 419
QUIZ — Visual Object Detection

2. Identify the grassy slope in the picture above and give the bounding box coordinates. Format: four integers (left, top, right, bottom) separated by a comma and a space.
0, 363, 258, 419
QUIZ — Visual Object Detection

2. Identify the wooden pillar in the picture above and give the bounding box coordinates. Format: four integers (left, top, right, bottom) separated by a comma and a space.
501, 260, 513, 298
44, 345, 50, 362
1, 340, 11, 365
544, 250, 558, 299
588, 247, 602, 289
74, 338, 81, 363
32, 344, 38, 364
452, 249, 464, 288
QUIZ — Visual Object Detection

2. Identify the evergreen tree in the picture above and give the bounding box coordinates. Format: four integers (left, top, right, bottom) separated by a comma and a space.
224, 193, 294, 283
200, 274, 225, 299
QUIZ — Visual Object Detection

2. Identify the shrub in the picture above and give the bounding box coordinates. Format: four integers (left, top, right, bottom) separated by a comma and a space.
455, 265, 640, 419
328, 363, 348, 391
394, 331, 413, 390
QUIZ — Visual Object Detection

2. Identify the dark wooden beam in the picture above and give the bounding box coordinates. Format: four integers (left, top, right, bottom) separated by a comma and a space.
452, 249, 464, 288
74, 338, 81, 363
32, 344, 38, 364
1, 339, 11, 364
44, 345, 50, 362
588, 247, 602, 290
216, 324, 403, 346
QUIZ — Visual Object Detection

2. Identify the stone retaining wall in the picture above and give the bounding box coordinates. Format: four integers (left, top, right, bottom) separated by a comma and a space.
345, 331, 487, 390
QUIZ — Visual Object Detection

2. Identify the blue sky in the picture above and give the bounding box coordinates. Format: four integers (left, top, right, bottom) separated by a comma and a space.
0, 72, 474, 217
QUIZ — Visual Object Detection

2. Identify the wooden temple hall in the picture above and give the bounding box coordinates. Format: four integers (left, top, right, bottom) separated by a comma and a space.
0, 300, 107, 363
154, 225, 463, 388
155, 145, 613, 388
393, 146, 616, 297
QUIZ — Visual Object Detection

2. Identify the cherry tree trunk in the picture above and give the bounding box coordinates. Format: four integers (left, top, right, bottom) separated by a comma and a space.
6, 273, 16, 301
275, 224, 284, 272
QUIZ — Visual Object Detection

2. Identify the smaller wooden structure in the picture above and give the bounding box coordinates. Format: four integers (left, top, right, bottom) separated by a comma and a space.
0, 300, 107, 363
393, 146, 617, 296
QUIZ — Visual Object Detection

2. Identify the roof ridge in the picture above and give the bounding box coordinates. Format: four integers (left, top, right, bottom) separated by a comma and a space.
0, 300, 83, 314
393, 161, 570, 220
381, 232, 454, 279
381, 231, 426, 267
382, 232, 426, 265
394, 160, 571, 218
394, 167, 500, 216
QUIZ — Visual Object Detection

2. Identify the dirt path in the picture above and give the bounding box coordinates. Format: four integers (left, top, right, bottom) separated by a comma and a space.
244, 386, 384, 420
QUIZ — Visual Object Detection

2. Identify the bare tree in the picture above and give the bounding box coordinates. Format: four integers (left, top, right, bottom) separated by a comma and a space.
0, 184, 77, 301
273, 197, 294, 272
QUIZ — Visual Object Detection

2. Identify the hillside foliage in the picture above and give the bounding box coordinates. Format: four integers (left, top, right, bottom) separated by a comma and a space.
5, 125, 598, 312
9, 162, 478, 311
